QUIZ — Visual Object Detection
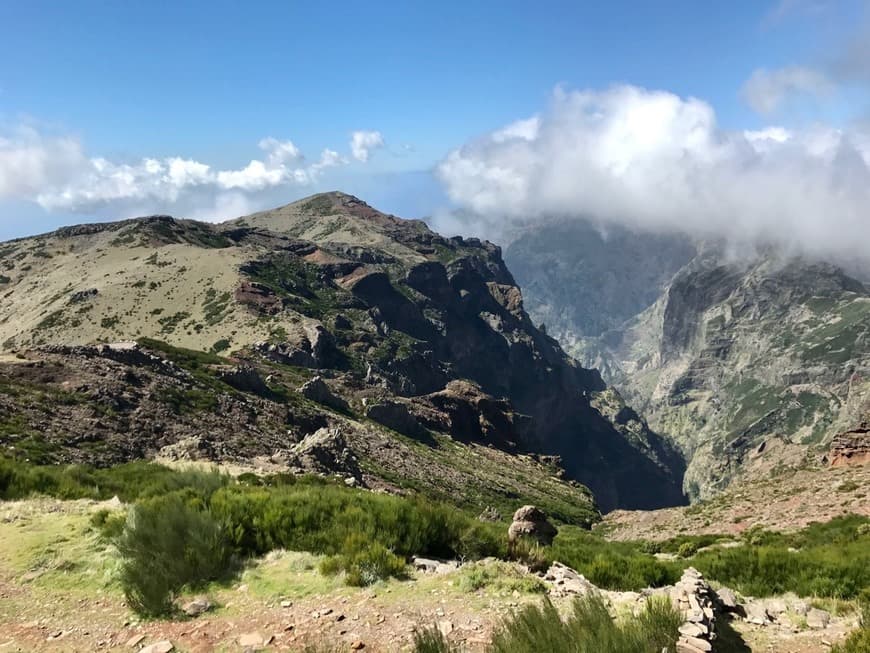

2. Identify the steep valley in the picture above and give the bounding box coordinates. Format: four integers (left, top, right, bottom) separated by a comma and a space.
507, 220, 870, 501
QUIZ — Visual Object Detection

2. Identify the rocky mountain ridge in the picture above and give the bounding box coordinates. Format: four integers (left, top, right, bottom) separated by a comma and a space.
0, 192, 685, 511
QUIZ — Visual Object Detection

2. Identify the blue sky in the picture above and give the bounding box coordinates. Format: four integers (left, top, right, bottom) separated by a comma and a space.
1, 0, 869, 243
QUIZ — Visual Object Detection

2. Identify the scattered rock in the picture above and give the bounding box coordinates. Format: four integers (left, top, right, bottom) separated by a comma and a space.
508, 505, 557, 546
140, 642, 174, 653
125, 633, 145, 648
544, 561, 596, 597
806, 607, 831, 629
181, 596, 212, 617
69, 288, 98, 303
437, 620, 454, 637
412, 556, 460, 574
350, 641, 365, 650
238, 632, 264, 648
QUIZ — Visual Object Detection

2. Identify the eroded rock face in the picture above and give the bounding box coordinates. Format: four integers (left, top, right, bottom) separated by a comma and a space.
829, 425, 870, 467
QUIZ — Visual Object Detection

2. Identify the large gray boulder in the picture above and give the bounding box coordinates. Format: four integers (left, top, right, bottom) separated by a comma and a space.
508, 505, 557, 546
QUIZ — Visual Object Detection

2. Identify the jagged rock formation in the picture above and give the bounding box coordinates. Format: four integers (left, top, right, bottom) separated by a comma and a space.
508, 221, 870, 500
0, 192, 685, 511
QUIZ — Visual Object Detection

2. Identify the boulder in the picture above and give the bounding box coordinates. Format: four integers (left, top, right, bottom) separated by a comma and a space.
290, 427, 360, 478
412, 556, 460, 574
297, 376, 349, 411
508, 505, 557, 546
181, 596, 212, 617
743, 601, 770, 625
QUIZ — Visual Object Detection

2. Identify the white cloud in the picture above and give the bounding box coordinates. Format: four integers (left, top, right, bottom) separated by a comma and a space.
0, 130, 353, 214
492, 117, 540, 143
437, 84, 870, 263
350, 130, 384, 162
0, 126, 86, 197
741, 66, 834, 114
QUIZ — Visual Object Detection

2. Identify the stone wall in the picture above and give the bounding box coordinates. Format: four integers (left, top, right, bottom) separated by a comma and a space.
671, 567, 717, 653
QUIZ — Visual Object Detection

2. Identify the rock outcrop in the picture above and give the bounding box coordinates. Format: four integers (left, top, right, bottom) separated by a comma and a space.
829, 425, 870, 467
297, 376, 349, 412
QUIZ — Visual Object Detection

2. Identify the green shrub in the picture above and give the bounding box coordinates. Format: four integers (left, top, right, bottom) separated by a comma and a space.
550, 528, 679, 591
117, 493, 232, 616
693, 516, 870, 599
319, 534, 406, 586
456, 561, 547, 594
488, 594, 681, 653
209, 482, 504, 561
0, 457, 228, 503
677, 541, 700, 558
89, 508, 126, 540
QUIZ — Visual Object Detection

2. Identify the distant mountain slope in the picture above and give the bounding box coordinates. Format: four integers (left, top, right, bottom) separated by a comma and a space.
507, 222, 870, 500
0, 193, 685, 510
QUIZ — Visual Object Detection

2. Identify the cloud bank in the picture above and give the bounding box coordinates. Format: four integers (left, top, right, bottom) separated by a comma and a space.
436, 85, 870, 262
0, 127, 378, 218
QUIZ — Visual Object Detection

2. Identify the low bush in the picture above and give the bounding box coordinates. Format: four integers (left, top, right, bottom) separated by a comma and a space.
693, 516, 870, 599
208, 481, 505, 561
487, 594, 681, 653
677, 541, 700, 558
833, 590, 870, 653
456, 560, 547, 594
319, 534, 407, 586
0, 457, 228, 502
413, 627, 456, 653
550, 527, 679, 591
116, 493, 232, 616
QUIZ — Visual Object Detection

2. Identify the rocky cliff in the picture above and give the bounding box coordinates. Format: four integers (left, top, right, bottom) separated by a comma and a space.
508, 222, 870, 500
0, 193, 685, 511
